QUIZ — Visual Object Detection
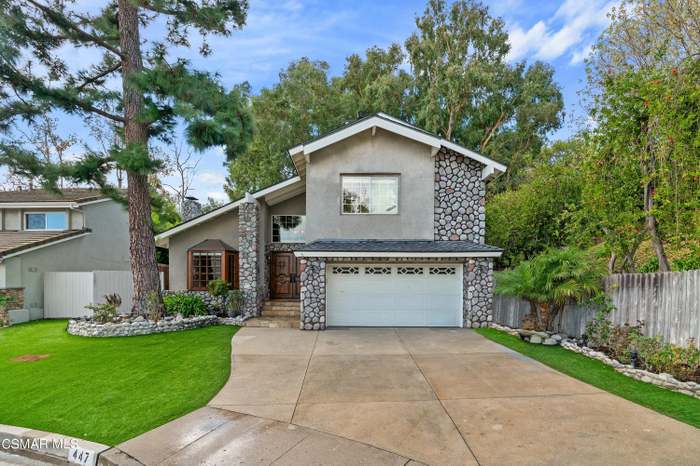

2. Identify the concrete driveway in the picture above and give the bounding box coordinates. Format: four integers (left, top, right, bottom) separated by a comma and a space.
114, 327, 700, 465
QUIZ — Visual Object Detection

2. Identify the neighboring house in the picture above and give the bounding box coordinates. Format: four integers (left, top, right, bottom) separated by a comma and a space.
156, 114, 506, 330
0, 189, 130, 319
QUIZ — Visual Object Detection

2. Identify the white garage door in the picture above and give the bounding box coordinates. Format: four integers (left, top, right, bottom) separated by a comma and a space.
326, 263, 463, 327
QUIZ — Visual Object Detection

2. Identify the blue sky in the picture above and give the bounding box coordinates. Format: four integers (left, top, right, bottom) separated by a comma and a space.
6, 0, 618, 202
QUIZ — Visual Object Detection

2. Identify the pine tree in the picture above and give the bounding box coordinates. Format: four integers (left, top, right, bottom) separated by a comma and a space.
0, 0, 254, 314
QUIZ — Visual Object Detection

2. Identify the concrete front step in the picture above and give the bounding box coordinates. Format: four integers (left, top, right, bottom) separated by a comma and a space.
243, 317, 299, 329
262, 309, 300, 318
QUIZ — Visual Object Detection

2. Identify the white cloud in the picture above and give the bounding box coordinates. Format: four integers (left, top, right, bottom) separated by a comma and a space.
570, 43, 593, 64
196, 171, 226, 186
506, 0, 617, 63
206, 191, 229, 202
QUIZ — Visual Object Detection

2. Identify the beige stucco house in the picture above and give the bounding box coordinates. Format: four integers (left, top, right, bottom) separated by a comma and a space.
0, 189, 130, 322
156, 114, 507, 330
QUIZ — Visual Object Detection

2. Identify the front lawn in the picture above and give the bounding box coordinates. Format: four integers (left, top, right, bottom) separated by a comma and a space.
475, 328, 700, 429
0, 320, 237, 445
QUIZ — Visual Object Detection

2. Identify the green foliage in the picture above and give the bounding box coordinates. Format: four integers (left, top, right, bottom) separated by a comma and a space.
225, 289, 245, 317
486, 139, 584, 267
85, 302, 118, 324
150, 191, 181, 234
495, 247, 605, 331
586, 319, 700, 383
226, 1, 563, 198
672, 252, 700, 272
163, 293, 207, 318
638, 257, 659, 273
207, 279, 230, 297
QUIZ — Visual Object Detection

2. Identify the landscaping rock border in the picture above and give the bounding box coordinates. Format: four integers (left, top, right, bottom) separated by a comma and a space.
68, 314, 248, 337
489, 322, 569, 346
561, 340, 700, 400
488, 323, 700, 400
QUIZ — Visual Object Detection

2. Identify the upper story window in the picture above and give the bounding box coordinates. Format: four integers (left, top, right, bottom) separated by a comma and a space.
272, 215, 305, 243
342, 175, 399, 215
25, 212, 68, 230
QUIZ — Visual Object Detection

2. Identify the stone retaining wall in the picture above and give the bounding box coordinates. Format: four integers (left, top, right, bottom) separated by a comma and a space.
67, 315, 220, 337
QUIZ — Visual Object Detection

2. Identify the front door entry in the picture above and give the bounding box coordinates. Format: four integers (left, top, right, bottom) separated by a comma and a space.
270, 252, 301, 299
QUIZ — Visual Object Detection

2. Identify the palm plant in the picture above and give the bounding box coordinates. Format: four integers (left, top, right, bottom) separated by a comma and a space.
495, 248, 604, 331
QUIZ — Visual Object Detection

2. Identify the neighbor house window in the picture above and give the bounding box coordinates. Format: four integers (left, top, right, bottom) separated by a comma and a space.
342, 175, 399, 214
272, 215, 305, 243
25, 212, 68, 230
187, 240, 239, 290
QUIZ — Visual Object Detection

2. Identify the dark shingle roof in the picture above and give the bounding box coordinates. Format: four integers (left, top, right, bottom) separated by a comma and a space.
0, 189, 107, 203
297, 239, 502, 254
188, 239, 236, 251
0, 230, 90, 257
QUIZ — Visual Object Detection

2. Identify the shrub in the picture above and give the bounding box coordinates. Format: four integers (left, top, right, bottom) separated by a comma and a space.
85, 302, 118, 323
163, 293, 207, 318
207, 279, 230, 297
585, 317, 700, 382
225, 289, 245, 317
495, 247, 605, 331
633, 335, 700, 382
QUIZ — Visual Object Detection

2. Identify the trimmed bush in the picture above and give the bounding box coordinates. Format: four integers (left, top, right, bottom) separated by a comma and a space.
163, 293, 207, 318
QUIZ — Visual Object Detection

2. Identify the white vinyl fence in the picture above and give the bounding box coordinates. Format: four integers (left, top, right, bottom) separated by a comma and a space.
492, 270, 700, 347
44, 270, 163, 318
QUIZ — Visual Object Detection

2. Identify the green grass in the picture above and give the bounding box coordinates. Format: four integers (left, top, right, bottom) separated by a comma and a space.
475, 328, 700, 429
0, 320, 237, 445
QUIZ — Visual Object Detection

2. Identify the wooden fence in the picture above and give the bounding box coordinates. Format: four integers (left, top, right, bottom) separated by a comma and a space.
492, 270, 700, 346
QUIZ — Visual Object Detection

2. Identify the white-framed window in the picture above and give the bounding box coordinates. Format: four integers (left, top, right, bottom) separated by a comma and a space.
341, 175, 399, 214
272, 215, 305, 243
25, 212, 68, 230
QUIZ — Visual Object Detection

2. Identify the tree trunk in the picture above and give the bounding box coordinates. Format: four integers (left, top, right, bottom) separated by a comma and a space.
643, 180, 671, 272
118, 0, 162, 315
607, 252, 617, 274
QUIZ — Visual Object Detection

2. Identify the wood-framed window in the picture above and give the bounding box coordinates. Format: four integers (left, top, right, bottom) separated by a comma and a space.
187, 240, 239, 291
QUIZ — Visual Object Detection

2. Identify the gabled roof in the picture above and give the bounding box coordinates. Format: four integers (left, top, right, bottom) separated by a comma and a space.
295, 239, 502, 258
155, 176, 304, 242
0, 189, 109, 207
0, 230, 90, 260
288, 113, 507, 180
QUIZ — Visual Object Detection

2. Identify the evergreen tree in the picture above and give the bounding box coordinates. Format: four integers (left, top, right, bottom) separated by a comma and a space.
0, 0, 253, 314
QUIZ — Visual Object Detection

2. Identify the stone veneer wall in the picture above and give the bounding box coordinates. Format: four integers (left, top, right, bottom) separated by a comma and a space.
434, 147, 486, 243
463, 258, 494, 328
239, 198, 262, 316
0, 288, 24, 326
299, 258, 326, 330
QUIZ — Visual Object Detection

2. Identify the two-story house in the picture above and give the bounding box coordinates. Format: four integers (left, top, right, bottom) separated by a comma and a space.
156, 114, 506, 329
0, 189, 130, 319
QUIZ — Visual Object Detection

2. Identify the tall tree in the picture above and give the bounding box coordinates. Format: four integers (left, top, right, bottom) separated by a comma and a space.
0, 0, 253, 314
406, 0, 563, 191
586, 0, 700, 271
3, 115, 76, 189
333, 44, 414, 120
226, 58, 348, 199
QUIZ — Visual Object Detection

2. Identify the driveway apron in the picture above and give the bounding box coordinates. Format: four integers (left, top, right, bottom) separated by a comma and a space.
114, 327, 700, 466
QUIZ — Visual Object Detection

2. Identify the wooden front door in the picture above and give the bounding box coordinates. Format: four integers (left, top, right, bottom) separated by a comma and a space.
270, 252, 301, 299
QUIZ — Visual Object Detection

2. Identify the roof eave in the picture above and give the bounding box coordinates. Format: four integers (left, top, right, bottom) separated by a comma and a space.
293, 251, 502, 258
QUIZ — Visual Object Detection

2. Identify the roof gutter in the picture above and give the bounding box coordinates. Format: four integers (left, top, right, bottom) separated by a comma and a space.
0, 231, 91, 262
293, 251, 502, 258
